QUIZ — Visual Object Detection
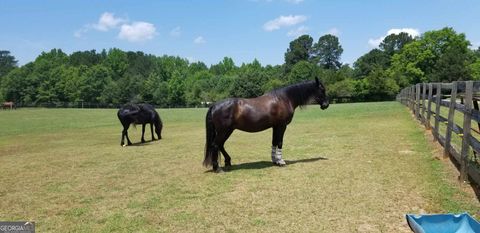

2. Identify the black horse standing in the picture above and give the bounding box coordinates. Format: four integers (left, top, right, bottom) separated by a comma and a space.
204, 77, 329, 172
118, 103, 163, 146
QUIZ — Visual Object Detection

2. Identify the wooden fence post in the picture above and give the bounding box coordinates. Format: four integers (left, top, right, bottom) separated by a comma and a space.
410, 86, 415, 112
416, 84, 421, 120
426, 83, 433, 130
422, 83, 427, 124
460, 81, 473, 182
434, 83, 442, 139
409, 87, 412, 108
444, 81, 458, 158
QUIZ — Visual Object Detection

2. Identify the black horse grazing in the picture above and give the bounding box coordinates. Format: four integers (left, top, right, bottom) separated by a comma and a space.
204, 77, 329, 172
117, 103, 163, 146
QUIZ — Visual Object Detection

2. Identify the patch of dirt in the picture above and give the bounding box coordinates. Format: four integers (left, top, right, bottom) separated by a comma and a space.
399, 150, 415, 155
357, 223, 380, 233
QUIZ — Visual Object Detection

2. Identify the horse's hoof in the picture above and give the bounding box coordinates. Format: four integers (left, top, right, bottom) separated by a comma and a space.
214, 168, 224, 173
274, 160, 286, 166
122, 144, 126, 147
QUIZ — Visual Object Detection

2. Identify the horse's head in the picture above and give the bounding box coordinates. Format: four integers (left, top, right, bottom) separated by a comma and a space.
313, 77, 329, 110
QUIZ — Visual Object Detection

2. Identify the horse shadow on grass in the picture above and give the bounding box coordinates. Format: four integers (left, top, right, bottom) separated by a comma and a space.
125, 140, 158, 147
222, 156, 328, 172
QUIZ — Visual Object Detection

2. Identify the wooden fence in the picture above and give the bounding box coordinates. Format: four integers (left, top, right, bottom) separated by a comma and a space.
397, 81, 480, 184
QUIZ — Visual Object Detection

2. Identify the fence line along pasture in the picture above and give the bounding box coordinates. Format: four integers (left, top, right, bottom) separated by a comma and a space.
397, 81, 480, 185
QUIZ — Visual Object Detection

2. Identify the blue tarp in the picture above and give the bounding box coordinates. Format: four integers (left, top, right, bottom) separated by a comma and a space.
406, 213, 480, 233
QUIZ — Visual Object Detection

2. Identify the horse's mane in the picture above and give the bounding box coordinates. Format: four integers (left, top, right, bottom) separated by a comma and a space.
271, 81, 318, 107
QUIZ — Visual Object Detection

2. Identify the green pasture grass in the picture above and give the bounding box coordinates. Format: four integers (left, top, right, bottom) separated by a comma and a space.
0, 102, 478, 232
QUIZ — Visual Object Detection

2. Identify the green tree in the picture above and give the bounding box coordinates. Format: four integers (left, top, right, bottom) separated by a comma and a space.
210, 57, 236, 75
431, 43, 472, 82
29, 49, 68, 104
230, 59, 266, 98
0, 67, 28, 103
365, 68, 399, 101
104, 48, 128, 80
68, 50, 103, 67
389, 27, 472, 86
154, 55, 189, 82
284, 35, 314, 72
354, 49, 390, 78
469, 59, 480, 80
473, 47, 480, 59
58, 66, 84, 102
327, 78, 356, 102
167, 71, 186, 107
188, 61, 208, 75
141, 72, 162, 103
312, 34, 343, 70
379, 32, 415, 56
81, 65, 111, 103
0, 50, 17, 79
99, 81, 121, 105
184, 70, 215, 106
125, 51, 155, 78
287, 60, 316, 84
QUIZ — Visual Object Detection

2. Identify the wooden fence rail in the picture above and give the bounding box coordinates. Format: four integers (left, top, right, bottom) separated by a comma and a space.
397, 81, 480, 184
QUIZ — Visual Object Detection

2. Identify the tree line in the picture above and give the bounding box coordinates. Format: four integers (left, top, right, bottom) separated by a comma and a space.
1, 27, 480, 107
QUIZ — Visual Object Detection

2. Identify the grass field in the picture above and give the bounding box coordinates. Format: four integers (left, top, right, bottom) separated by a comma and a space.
0, 102, 478, 232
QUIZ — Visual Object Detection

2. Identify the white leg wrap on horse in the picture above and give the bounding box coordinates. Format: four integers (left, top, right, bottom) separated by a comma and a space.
272, 147, 286, 165
271, 146, 277, 162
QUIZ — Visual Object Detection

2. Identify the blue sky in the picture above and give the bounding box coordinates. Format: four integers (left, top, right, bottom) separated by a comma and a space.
1, 0, 480, 67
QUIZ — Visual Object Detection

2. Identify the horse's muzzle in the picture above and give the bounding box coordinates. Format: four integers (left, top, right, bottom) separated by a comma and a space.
320, 102, 329, 110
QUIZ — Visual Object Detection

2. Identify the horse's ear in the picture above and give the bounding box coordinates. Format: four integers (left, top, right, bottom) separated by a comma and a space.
315, 77, 320, 87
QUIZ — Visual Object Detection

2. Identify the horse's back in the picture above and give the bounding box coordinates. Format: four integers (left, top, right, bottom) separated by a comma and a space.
211, 95, 292, 132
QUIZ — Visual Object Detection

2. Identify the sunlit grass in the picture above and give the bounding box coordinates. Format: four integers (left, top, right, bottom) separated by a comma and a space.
0, 102, 478, 232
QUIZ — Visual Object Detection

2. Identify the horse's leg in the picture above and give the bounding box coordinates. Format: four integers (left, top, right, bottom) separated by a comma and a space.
218, 129, 234, 169
121, 128, 126, 146
122, 124, 132, 146
271, 127, 279, 162
211, 129, 233, 173
272, 125, 287, 166
211, 142, 221, 173
150, 123, 155, 141
141, 123, 146, 143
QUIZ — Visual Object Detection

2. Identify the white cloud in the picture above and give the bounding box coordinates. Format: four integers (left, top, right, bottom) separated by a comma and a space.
75, 12, 157, 43
74, 28, 89, 38
194, 36, 206, 44
287, 25, 309, 37
93, 12, 126, 31
326, 27, 340, 36
263, 15, 307, 31
368, 28, 420, 48
118, 22, 157, 42
170, 26, 182, 37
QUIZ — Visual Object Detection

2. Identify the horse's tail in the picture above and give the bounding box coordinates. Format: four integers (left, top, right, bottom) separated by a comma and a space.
203, 105, 217, 167
154, 111, 163, 138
